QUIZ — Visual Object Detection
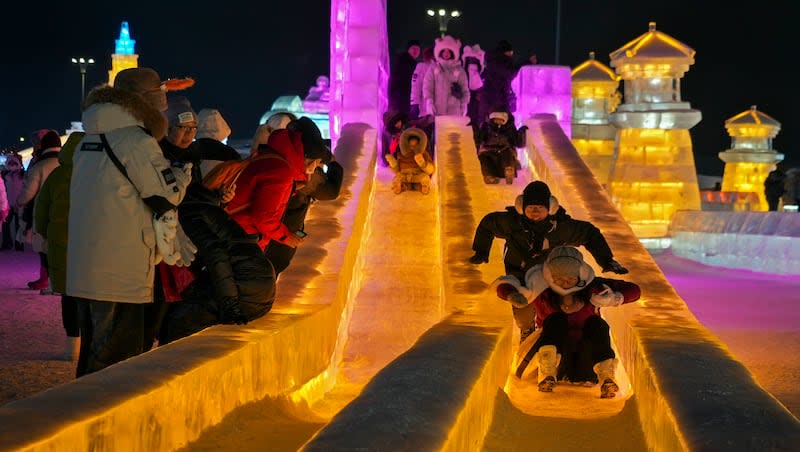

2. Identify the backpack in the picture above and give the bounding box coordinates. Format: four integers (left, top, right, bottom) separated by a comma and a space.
202, 152, 287, 192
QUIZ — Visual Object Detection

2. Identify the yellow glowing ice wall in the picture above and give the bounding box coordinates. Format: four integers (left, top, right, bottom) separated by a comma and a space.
608, 22, 702, 238
108, 22, 139, 86
571, 51, 621, 185
719, 105, 783, 211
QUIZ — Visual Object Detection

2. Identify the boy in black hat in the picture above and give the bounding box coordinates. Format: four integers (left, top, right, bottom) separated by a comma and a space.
469, 181, 628, 339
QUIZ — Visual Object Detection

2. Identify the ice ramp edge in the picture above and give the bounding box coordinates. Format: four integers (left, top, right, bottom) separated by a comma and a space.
525, 113, 800, 451
0, 123, 379, 452
302, 315, 512, 452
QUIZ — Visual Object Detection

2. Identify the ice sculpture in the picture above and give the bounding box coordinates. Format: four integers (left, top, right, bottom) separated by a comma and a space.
571, 51, 620, 185
607, 22, 702, 238
510, 65, 572, 136
304, 75, 331, 113
108, 22, 139, 86
329, 0, 389, 148
258, 95, 331, 140
719, 105, 783, 211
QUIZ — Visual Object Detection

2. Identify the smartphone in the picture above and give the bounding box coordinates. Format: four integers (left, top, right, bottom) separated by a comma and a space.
294, 230, 308, 238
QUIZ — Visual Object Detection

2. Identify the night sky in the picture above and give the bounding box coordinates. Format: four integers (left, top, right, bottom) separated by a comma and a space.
1, 0, 797, 175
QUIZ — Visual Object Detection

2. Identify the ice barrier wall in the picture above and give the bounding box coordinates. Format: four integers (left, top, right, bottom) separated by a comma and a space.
0, 124, 378, 452
669, 211, 800, 275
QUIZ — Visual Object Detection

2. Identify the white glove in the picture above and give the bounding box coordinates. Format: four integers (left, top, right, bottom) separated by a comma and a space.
590, 284, 624, 307
172, 162, 194, 187
507, 292, 530, 309
154, 210, 180, 266
174, 222, 197, 267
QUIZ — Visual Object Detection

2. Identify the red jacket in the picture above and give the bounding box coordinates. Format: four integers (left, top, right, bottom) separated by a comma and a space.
226, 129, 307, 250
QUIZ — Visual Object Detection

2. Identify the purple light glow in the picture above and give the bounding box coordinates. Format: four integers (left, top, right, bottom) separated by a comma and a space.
329, 0, 389, 149
511, 65, 572, 137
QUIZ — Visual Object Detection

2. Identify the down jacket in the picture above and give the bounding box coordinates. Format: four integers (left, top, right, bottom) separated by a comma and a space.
225, 129, 307, 250
67, 85, 190, 303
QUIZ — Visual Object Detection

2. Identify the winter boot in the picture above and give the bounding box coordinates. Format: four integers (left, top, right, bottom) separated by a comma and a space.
537, 345, 561, 392
504, 166, 515, 184
62, 336, 80, 361
594, 358, 619, 399
483, 175, 500, 184
420, 182, 431, 195
27, 266, 49, 290
391, 179, 404, 194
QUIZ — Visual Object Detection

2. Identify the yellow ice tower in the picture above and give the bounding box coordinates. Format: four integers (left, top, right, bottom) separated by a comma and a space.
108, 22, 139, 86
719, 106, 783, 211
607, 22, 702, 238
571, 51, 621, 185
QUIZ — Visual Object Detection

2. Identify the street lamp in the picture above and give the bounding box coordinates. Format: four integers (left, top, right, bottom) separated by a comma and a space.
426, 8, 460, 37
71, 57, 95, 107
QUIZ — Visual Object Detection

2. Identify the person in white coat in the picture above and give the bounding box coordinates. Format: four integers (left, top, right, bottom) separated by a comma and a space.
422, 35, 469, 117
409, 47, 434, 119
68, 67, 192, 377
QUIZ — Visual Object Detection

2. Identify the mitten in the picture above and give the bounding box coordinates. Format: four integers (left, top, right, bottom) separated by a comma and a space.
590, 284, 624, 307
385, 154, 399, 172
219, 297, 248, 325
414, 153, 426, 167
507, 292, 529, 308
468, 252, 488, 264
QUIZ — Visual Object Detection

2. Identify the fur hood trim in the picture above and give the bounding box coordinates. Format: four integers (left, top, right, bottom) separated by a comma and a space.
398, 127, 428, 156
83, 86, 168, 140
434, 35, 461, 62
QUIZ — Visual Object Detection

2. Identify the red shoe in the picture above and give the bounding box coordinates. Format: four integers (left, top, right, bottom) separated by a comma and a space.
28, 278, 49, 290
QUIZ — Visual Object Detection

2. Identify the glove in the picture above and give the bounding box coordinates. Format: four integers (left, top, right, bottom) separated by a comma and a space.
602, 259, 629, 275
590, 284, 624, 307
469, 252, 488, 264
507, 292, 529, 309
414, 153, 425, 166
153, 209, 180, 265
219, 297, 248, 325
174, 222, 197, 267
385, 154, 398, 171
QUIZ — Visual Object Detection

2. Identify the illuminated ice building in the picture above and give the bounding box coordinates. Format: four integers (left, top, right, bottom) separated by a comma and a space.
570, 51, 621, 186
718, 105, 783, 211
607, 22, 702, 239
108, 21, 139, 86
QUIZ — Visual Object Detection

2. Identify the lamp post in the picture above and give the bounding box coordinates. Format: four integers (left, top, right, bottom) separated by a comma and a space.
71, 57, 95, 106
426, 8, 460, 37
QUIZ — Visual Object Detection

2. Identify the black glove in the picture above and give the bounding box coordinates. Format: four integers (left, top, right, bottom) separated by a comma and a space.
602, 259, 629, 275
469, 252, 489, 264
219, 298, 248, 325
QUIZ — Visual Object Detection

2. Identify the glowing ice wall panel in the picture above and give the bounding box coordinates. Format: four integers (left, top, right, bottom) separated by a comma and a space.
511, 65, 572, 137
608, 128, 701, 238
329, 0, 389, 148
572, 137, 616, 185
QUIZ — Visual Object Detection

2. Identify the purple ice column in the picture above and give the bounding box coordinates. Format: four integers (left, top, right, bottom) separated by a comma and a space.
329, 0, 389, 148
511, 65, 572, 138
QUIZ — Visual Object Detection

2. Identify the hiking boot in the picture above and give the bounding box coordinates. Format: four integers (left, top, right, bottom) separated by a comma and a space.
483, 175, 500, 184
602, 259, 629, 274
504, 166, 515, 184
538, 376, 556, 392
600, 378, 619, 399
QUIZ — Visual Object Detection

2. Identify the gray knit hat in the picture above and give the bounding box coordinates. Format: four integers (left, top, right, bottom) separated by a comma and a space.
546, 246, 584, 278
165, 96, 197, 127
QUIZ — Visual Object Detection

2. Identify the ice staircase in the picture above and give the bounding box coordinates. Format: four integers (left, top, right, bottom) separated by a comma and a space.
1, 117, 798, 452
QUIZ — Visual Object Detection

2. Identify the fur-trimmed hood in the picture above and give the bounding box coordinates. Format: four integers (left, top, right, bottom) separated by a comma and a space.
82, 85, 168, 140
434, 35, 461, 63
398, 127, 428, 156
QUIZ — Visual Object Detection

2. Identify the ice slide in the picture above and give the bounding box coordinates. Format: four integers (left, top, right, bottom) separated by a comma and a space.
1, 117, 798, 452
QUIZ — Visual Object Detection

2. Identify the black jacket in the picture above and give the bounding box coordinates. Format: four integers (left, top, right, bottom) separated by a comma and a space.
472, 206, 614, 279
164, 187, 276, 342
388, 51, 418, 114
